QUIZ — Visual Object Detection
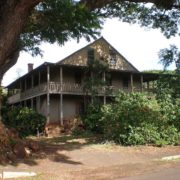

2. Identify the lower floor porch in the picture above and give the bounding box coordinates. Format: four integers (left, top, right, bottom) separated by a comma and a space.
12, 94, 114, 127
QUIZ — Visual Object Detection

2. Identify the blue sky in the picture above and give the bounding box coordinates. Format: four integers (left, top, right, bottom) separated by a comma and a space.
2, 18, 179, 86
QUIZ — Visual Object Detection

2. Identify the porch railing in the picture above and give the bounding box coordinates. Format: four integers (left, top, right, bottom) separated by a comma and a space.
21, 83, 47, 99
8, 82, 154, 104
49, 82, 84, 94
8, 93, 21, 104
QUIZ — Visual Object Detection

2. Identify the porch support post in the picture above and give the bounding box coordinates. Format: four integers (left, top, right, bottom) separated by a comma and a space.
24, 80, 27, 108
37, 71, 41, 113
20, 81, 22, 90
24, 100, 27, 107
130, 74, 134, 92
31, 74, 34, 88
60, 66, 63, 126
47, 65, 50, 124
25, 79, 27, 91
20, 81, 22, 107
37, 96, 41, 113
91, 71, 93, 104
31, 98, 33, 109
38, 71, 41, 85
140, 75, 144, 92
103, 72, 106, 105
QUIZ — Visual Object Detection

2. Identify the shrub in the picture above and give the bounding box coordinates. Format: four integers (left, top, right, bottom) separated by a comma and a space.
125, 124, 161, 145
2, 107, 46, 137
124, 124, 180, 146
159, 125, 180, 145
82, 92, 180, 146
81, 103, 103, 133
167, 98, 180, 131
101, 93, 162, 143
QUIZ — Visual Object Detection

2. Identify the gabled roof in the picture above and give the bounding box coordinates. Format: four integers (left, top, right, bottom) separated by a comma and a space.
57, 37, 139, 72
7, 37, 140, 88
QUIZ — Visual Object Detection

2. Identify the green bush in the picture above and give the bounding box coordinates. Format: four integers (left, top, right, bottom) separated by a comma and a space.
165, 98, 180, 131
159, 125, 180, 145
124, 124, 180, 146
82, 92, 180, 146
2, 107, 46, 137
82, 104, 103, 133
101, 93, 161, 143
125, 124, 161, 145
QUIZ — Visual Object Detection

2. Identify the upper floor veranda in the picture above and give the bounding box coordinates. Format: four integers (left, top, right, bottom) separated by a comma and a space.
7, 63, 159, 104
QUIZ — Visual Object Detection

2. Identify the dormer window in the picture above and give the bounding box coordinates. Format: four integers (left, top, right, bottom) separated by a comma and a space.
87, 48, 94, 65
109, 49, 116, 66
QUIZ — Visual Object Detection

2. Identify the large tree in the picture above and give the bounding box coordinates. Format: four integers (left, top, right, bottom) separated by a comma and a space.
0, 0, 179, 85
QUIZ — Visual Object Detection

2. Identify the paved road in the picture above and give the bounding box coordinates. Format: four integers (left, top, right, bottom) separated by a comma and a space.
119, 164, 180, 180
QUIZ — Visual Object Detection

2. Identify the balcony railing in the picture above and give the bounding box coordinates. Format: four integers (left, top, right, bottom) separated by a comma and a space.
8, 93, 21, 104
49, 82, 84, 94
8, 82, 153, 104
21, 83, 47, 99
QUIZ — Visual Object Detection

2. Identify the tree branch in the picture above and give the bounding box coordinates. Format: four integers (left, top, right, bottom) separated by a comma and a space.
81, 0, 179, 10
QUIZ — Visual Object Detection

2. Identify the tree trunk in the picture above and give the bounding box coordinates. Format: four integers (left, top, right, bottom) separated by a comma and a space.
0, 77, 3, 122
0, 0, 41, 79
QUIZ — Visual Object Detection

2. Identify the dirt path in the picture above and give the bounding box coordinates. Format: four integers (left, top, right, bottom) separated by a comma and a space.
0, 135, 180, 180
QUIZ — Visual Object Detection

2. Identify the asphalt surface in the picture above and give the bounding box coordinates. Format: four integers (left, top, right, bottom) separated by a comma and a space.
118, 164, 180, 180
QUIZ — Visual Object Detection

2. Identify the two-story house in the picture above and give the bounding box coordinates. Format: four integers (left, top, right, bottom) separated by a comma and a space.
7, 37, 158, 127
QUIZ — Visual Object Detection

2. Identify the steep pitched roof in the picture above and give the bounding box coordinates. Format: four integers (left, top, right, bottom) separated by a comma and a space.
57, 37, 139, 72
7, 37, 139, 88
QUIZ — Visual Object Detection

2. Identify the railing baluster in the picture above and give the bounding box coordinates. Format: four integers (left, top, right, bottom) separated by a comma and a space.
9, 81, 155, 104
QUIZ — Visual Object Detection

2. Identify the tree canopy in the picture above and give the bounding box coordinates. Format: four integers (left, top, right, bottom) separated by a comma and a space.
0, 0, 180, 82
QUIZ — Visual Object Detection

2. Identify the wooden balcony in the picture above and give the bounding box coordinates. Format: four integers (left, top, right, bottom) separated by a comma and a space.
21, 83, 47, 99
49, 82, 84, 94
8, 93, 21, 104
8, 82, 85, 104
7, 81, 153, 104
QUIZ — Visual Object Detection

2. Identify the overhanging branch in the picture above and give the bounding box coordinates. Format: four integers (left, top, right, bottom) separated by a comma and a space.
80, 0, 179, 10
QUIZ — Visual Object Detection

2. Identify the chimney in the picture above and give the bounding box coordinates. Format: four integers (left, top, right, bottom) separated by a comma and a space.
28, 63, 34, 72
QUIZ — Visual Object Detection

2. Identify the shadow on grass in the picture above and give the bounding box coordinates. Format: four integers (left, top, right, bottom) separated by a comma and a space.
0, 133, 101, 167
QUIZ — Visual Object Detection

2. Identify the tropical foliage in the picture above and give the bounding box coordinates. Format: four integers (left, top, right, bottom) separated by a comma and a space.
2, 107, 46, 137
82, 92, 180, 146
